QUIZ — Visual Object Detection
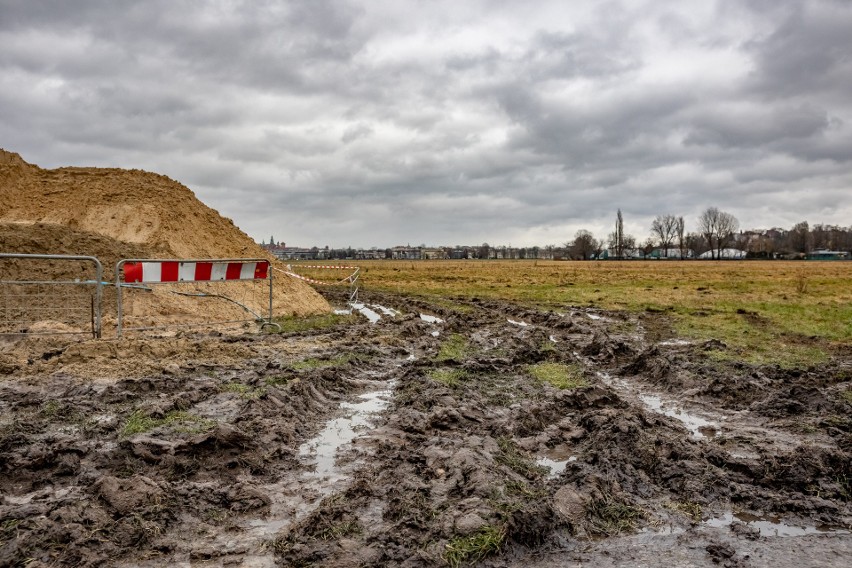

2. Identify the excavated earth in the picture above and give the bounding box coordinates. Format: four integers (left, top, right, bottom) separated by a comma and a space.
1, 290, 850, 568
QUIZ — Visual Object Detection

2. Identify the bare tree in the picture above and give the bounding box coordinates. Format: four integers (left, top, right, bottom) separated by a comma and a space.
570, 230, 599, 260
698, 207, 740, 259
788, 221, 811, 255
650, 214, 679, 257
608, 209, 638, 258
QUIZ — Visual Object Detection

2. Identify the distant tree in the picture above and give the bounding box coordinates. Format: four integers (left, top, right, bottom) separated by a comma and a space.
698, 207, 739, 259
612, 209, 625, 258
641, 237, 656, 258
651, 214, 679, 257
686, 232, 705, 257
570, 230, 599, 260
675, 216, 686, 259
478, 243, 491, 260
788, 221, 811, 255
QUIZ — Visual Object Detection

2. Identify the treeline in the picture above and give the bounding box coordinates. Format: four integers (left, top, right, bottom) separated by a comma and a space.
265, 209, 851, 261
566, 208, 852, 260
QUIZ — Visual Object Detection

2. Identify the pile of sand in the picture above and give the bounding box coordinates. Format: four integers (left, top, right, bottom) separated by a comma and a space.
0, 149, 330, 323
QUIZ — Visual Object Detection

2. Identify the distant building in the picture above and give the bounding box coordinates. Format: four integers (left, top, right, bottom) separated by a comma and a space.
698, 248, 747, 259
807, 250, 850, 260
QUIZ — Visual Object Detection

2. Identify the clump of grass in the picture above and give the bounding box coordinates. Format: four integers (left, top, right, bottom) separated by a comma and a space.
270, 312, 357, 333
794, 271, 808, 294
586, 493, 644, 536
667, 500, 703, 523
429, 368, 468, 388
121, 411, 163, 437
221, 382, 266, 399
39, 400, 63, 417
443, 525, 505, 568
436, 333, 469, 362
527, 362, 587, 389
841, 389, 852, 405
121, 410, 215, 438
495, 437, 548, 479
264, 375, 293, 387
292, 353, 362, 370
316, 519, 362, 541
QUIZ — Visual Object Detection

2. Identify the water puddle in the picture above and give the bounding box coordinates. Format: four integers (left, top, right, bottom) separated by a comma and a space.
240, 381, 396, 559
536, 455, 577, 478
536, 445, 576, 478
370, 304, 399, 317
658, 339, 692, 347
350, 302, 381, 323
507, 319, 530, 327
704, 512, 851, 537
639, 394, 718, 439
333, 308, 351, 315
420, 313, 444, 324
298, 382, 395, 483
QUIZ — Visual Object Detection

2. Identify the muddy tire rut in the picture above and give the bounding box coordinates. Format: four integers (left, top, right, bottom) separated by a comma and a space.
1, 291, 850, 567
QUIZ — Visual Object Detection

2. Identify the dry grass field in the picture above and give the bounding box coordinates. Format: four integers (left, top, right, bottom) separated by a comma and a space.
296, 260, 852, 368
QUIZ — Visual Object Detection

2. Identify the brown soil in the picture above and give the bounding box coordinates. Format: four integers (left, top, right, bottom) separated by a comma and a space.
0, 149, 329, 321
1, 291, 849, 567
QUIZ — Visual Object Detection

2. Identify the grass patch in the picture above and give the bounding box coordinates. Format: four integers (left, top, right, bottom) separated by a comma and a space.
221, 382, 266, 399
271, 312, 357, 333
841, 389, 852, 405
264, 375, 293, 387
444, 525, 505, 568
586, 493, 644, 536
344, 260, 851, 365
436, 333, 469, 362
39, 400, 63, 417
429, 368, 468, 388
121, 410, 215, 438
527, 362, 587, 389
673, 308, 831, 368
292, 353, 365, 370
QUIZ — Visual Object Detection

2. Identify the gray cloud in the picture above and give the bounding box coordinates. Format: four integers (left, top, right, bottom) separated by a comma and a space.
1, 0, 850, 248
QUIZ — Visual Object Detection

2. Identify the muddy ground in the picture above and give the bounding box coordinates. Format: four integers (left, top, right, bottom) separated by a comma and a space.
1, 291, 850, 567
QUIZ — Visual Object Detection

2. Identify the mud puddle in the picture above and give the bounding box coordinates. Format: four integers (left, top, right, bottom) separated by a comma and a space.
349, 302, 382, 323
597, 371, 719, 439
298, 380, 395, 484
704, 511, 851, 537
639, 393, 719, 439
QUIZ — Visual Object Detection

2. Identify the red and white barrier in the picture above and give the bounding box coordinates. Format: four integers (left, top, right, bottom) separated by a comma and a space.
123, 261, 269, 283
278, 264, 360, 287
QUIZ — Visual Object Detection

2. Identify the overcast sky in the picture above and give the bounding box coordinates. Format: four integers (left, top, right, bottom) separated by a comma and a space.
1, 0, 850, 248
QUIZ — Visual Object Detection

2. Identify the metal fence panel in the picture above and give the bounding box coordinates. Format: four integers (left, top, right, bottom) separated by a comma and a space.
0, 254, 103, 337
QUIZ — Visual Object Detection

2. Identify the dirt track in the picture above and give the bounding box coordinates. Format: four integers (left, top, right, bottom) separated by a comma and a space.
1, 291, 850, 567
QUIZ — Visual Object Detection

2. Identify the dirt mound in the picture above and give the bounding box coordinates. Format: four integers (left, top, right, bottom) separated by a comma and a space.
0, 149, 329, 318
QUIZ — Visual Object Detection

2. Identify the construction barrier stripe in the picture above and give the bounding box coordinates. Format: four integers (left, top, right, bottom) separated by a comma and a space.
124, 261, 269, 283
279, 268, 357, 287
293, 265, 359, 270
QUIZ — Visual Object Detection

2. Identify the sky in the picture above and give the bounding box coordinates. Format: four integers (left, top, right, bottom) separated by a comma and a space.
1, 0, 851, 248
